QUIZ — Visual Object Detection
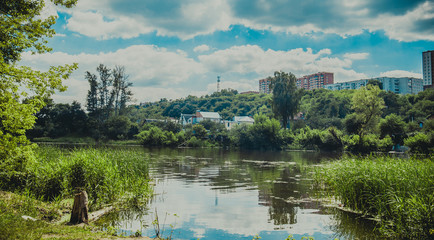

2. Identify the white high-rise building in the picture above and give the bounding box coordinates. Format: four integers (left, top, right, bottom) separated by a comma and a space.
422, 50, 434, 88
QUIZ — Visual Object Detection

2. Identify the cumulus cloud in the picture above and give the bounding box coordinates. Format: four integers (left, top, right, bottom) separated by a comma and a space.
194, 44, 211, 53
343, 53, 370, 60
57, 0, 434, 41
232, 0, 434, 41
63, 0, 232, 40
380, 70, 423, 78
66, 11, 153, 40
18, 44, 373, 103
199, 45, 366, 81
19, 45, 205, 103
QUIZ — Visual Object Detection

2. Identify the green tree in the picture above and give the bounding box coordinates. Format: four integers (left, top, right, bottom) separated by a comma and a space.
350, 85, 385, 144
85, 71, 98, 116
0, 0, 77, 171
193, 124, 208, 139
270, 71, 302, 129
379, 114, 406, 146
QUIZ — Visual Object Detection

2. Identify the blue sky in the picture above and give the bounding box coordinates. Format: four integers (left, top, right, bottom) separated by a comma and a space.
21, 0, 434, 104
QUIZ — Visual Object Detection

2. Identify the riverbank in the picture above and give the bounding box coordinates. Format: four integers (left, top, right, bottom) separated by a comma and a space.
0, 191, 154, 239
314, 154, 434, 239
0, 147, 154, 239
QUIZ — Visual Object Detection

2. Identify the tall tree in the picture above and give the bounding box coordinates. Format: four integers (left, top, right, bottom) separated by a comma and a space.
270, 71, 302, 129
96, 64, 112, 119
112, 65, 132, 115
0, 0, 77, 170
350, 85, 385, 143
85, 71, 98, 116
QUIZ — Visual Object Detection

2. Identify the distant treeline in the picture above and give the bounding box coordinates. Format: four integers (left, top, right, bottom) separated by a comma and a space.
28, 86, 434, 153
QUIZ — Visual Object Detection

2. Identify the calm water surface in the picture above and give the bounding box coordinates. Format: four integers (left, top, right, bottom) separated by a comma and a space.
97, 147, 378, 240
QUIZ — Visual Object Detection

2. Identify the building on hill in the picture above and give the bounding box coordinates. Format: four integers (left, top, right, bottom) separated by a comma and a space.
180, 111, 222, 125
180, 113, 195, 125
297, 72, 334, 90
423, 50, 434, 89
224, 116, 255, 130
259, 78, 272, 94
324, 77, 423, 94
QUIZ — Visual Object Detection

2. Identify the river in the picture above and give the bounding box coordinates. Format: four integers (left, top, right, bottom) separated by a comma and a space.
97, 147, 378, 240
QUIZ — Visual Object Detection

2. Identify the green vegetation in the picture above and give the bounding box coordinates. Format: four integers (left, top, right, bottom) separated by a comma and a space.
269, 71, 303, 129
0, 146, 152, 239
314, 155, 434, 239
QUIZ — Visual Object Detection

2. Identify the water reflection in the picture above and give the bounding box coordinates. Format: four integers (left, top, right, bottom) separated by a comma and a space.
96, 148, 378, 239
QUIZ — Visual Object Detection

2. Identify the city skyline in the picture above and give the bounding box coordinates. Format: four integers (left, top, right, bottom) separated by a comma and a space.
19, 0, 434, 104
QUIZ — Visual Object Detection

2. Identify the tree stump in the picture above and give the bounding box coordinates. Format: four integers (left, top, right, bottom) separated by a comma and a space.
69, 190, 89, 224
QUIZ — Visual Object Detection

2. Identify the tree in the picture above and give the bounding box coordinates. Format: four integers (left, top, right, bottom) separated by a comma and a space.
85, 71, 98, 116
379, 114, 406, 145
0, 0, 77, 170
367, 79, 383, 89
97, 64, 112, 120
350, 85, 385, 144
86, 64, 133, 119
270, 71, 302, 129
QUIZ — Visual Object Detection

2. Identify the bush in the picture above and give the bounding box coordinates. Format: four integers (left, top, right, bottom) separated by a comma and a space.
343, 134, 393, 153
404, 132, 433, 153
136, 126, 179, 147
294, 127, 343, 151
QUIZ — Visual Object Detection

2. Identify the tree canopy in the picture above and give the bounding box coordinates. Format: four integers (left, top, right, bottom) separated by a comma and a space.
0, 0, 77, 169
270, 71, 303, 129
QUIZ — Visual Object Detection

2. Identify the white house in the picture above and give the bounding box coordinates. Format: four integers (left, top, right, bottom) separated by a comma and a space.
224, 116, 255, 130
180, 111, 222, 125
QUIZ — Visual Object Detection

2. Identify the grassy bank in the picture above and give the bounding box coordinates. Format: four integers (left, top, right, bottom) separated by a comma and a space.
0, 146, 154, 239
314, 155, 434, 239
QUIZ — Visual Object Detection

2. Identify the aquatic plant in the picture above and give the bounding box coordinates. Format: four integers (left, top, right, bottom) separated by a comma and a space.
314, 155, 434, 239
23, 146, 152, 210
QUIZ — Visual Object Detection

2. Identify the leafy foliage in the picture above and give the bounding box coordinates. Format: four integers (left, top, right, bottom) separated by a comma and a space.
270, 71, 303, 129
0, 0, 77, 171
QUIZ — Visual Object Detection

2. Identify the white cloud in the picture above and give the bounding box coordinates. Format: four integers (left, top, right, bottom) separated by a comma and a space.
19, 45, 399, 103
199, 45, 366, 81
380, 70, 423, 78
66, 11, 153, 40
206, 80, 256, 93
364, 1, 434, 41
194, 45, 211, 53
343, 52, 370, 60
56, 0, 434, 42
19, 45, 205, 103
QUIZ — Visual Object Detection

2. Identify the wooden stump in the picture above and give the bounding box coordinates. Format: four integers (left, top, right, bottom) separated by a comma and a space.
69, 190, 89, 224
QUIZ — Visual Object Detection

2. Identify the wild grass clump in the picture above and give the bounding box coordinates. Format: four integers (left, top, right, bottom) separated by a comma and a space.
314, 155, 434, 239
24, 146, 152, 210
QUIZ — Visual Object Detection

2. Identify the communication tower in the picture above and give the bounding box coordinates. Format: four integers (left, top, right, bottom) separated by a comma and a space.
217, 76, 221, 92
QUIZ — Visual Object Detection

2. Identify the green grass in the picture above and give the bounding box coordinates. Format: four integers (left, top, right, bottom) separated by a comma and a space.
30, 146, 153, 210
314, 154, 434, 239
0, 191, 125, 239
0, 146, 154, 239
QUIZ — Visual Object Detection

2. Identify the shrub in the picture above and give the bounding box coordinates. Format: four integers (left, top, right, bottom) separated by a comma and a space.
343, 134, 393, 153
404, 132, 433, 153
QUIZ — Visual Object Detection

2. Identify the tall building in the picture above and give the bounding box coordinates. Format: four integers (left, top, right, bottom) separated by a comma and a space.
422, 50, 434, 88
259, 78, 272, 94
324, 77, 424, 95
297, 72, 334, 90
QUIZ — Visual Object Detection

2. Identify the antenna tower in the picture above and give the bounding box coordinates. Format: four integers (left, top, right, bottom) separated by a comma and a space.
217, 76, 221, 92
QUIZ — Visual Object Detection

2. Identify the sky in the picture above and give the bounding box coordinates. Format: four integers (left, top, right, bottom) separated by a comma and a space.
20, 0, 434, 104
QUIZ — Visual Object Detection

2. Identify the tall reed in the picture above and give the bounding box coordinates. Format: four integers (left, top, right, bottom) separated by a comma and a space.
314, 154, 434, 239
26, 146, 152, 210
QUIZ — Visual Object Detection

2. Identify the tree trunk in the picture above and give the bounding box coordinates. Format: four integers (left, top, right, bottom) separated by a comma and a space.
69, 190, 89, 224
